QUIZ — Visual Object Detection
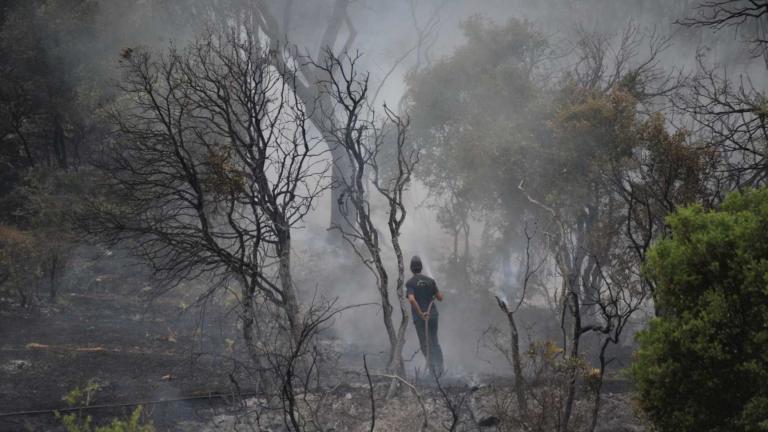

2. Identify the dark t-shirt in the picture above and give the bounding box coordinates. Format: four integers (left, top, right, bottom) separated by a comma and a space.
405, 274, 439, 318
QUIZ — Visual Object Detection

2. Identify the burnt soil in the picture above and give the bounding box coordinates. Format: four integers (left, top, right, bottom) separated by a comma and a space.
0, 282, 640, 432
0, 287, 248, 432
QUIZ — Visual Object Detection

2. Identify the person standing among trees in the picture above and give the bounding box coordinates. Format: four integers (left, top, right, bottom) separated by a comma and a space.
406, 255, 444, 376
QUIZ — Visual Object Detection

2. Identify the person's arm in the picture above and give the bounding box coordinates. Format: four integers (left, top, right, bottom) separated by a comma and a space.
434, 280, 444, 301
408, 294, 427, 319
407, 283, 426, 319
407, 293, 421, 311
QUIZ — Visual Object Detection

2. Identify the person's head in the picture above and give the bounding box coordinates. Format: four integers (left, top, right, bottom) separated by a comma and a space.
410, 255, 423, 274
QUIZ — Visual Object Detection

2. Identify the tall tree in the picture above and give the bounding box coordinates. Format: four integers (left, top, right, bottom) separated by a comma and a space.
406, 17, 551, 288
316, 51, 419, 380
92, 30, 328, 359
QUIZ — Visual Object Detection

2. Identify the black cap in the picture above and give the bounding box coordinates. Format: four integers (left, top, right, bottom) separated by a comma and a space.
410, 255, 423, 273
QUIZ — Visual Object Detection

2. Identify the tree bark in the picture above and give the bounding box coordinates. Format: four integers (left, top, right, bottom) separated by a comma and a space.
389, 233, 409, 377
276, 225, 301, 342
241, 276, 276, 395
508, 311, 528, 415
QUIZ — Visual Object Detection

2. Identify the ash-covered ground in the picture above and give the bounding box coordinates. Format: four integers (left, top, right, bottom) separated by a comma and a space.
0, 273, 641, 432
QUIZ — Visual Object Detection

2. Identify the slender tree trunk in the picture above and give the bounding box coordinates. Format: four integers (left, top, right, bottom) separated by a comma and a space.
276, 226, 301, 342
560, 206, 596, 432
290, 0, 353, 234
589, 339, 610, 432
376, 260, 399, 369
329, 149, 355, 236
560, 220, 589, 432
390, 234, 409, 377
561, 290, 581, 432
496, 293, 528, 418
241, 277, 275, 395
507, 311, 528, 415
242, 290, 258, 361
560, 252, 592, 432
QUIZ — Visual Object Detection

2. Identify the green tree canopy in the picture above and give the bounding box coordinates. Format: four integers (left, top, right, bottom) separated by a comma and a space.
406, 16, 550, 219
632, 187, 768, 432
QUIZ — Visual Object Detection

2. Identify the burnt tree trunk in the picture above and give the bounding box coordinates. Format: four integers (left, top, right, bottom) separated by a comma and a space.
389, 225, 409, 378
497, 297, 529, 417
276, 225, 301, 342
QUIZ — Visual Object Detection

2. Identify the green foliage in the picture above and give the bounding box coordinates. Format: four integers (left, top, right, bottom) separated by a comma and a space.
407, 16, 550, 216
405, 17, 556, 292
62, 380, 102, 407
406, 16, 699, 231
632, 187, 768, 432
57, 405, 154, 432
55, 381, 155, 432
541, 87, 639, 208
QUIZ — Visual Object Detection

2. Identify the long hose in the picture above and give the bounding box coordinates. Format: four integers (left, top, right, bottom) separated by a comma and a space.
424, 299, 435, 376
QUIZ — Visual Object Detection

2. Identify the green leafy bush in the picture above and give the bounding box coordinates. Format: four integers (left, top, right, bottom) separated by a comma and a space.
631, 188, 768, 432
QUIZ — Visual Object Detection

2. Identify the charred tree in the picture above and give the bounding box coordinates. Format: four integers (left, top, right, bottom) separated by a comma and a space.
315, 51, 419, 380
92, 29, 328, 364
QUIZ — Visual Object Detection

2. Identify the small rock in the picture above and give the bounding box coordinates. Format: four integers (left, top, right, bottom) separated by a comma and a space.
345, 392, 352, 400
2, 360, 31, 373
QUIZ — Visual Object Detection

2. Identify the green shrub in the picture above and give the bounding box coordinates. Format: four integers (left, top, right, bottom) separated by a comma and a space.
55, 381, 155, 432
631, 188, 768, 432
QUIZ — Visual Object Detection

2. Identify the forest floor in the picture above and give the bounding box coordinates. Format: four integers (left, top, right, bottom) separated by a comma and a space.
0, 283, 644, 432
0, 285, 248, 432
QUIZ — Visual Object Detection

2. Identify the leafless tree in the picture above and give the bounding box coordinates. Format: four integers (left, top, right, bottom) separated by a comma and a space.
194, 0, 442, 233
580, 256, 647, 432
91, 28, 329, 374
567, 24, 684, 103
493, 222, 543, 419
678, 0, 768, 65
240, 0, 359, 232
313, 50, 419, 381
262, 297, 354, 431
221, 293, 373, 432
668, 0, 768, 205
673, 51, 768, 189
155, 0, 360, 231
